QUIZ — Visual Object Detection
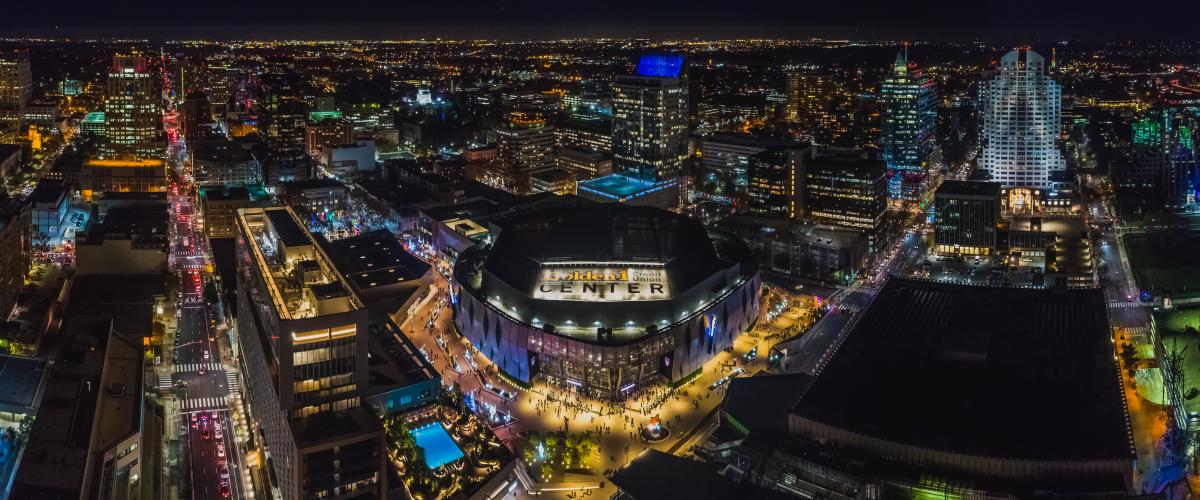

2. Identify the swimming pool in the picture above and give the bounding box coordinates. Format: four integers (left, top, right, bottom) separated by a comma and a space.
411, 422, 464, 469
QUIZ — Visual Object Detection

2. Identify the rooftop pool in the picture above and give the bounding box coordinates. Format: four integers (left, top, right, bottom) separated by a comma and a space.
412, 422, 464, 469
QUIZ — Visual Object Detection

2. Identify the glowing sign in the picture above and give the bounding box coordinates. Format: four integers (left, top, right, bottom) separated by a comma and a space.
636, 54, 685, 78
533, 266, 670, 302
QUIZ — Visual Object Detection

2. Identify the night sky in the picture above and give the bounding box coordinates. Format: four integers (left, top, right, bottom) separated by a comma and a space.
0, 0, 1189, 40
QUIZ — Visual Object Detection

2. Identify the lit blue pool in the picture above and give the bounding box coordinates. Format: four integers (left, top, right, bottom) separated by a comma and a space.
411, 423, 464, 469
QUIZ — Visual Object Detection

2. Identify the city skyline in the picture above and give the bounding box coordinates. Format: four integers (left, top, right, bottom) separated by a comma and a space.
1, 23, 1198, 500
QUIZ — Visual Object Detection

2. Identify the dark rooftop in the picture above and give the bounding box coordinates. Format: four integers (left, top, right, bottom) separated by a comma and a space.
265, 208, 310, 247
319, 229, 430, 294
280, 178, 345, 191
936, 179, 1003, 198
610, 449, 790, 500
0, 354, 49, 414
29, 180, 66, 206
485, 203, 722, 295
192, 138, 253, 162
795, 277, 1132, 461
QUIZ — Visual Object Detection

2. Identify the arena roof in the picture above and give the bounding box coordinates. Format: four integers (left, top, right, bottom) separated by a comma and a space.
484, 203, 722, 295
795, 278, 1132, 462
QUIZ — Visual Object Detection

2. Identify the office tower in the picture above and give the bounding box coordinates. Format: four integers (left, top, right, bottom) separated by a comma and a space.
879, 50, 941, 201
180, 90, 213, 142
490, 112, 556, 193
1129, 107, 1200, 208
305, 116, 354, 157
102, 54, 161, 160
933, 180, 1002, 254
611, 53, 689, 181
746, 146, 804, 218
260, 72, 310, 159
234, 206, 386, 500
702, 133, 797, 195
0, 192, 29, 319
555, 118, 612, 153
191, 137, 262, 186
0, 49, 32, 131
978, 48, 1067, 196
798, 147, 888, 247
267, 100, 308, 159
785, 70, 834, 128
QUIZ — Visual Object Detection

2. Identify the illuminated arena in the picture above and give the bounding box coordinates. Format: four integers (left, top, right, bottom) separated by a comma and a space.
451, 203, 760, 399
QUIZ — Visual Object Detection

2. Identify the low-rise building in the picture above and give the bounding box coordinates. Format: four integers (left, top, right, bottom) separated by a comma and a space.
199, 184, 271, 238
191, 138, 261, 186
79, 158, 167, 200
716, 214, 868, 284
75, 203, 169, 276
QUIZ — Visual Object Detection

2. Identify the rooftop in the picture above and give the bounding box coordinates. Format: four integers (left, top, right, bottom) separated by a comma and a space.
29, 179, 67, 206
795, 277, 1132, 461
319, 229, 431, 296
0, 354, 50, 414
578, 173, 675, 200
610, 449, 788, 500
937, 179, 1003, 198
83, 158, 166, 168
238, 206, 361, 320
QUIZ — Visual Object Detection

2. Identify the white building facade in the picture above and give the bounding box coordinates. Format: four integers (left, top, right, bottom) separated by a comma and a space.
979, 49, 1067, 192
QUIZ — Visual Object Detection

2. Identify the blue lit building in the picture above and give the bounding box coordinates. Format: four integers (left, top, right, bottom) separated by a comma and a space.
604, 53, 689, 207
879, 50, 940, 203
28, 179, 68, 243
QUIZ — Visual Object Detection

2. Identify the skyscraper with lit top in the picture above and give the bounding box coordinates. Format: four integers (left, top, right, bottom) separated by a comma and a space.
102, 54, 161, 160
611, 53, 689, 181
879, 49, 940, 202
978, 48, 1067, 194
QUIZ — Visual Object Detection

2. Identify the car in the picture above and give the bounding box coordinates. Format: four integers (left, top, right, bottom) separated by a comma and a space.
202, 430, 211, 440
191, 413, 199, 422
219, 484, 230, 498
211, 411, 219, 420
215, 428, 223, 439
217, 445, 226, 458
219, 463, 228, 474
198, 366, 205, 375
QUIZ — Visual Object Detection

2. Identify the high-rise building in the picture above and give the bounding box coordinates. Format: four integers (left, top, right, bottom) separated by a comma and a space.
234, 206, 386, 500
879, 50, 941, 202
701, 133, 798, 194
785, 70, 834, 128
933, 180, 1002, 254
102, 54, 161, 160
180, 90, 213, 142
798, 147, 888, 247
260, 72, 310, 159
978, 48, 1067, 196
0, 192, 29, 319
0, 49, 32, 132
304, 116, 353, 157
611, 53, 689, 181
490, 112, 556, 194
746, 146, 805, 218
1128, 107, 1200, 208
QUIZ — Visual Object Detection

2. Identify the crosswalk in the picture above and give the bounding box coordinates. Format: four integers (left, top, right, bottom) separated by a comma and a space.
182, 396, 229, 411
174, 362, 224, 373
1108, 301, 1145, 309
225, 371, 240, 396
157, 373, 173, 389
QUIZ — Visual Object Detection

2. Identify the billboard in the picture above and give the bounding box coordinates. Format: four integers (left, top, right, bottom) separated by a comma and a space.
532, 266, 671, 302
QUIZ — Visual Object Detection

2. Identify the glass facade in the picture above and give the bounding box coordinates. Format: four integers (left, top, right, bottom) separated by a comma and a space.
879, 52, 941, 201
